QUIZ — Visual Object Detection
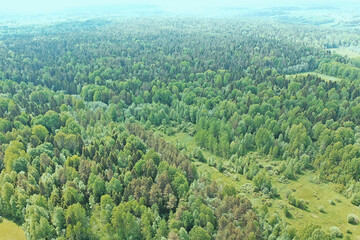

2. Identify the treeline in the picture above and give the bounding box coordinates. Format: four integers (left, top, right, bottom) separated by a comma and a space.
0, 18, 332, 96
318, 61, 360, 80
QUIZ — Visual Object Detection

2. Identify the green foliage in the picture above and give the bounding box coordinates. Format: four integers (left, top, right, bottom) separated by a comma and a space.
0, 118, 11, 133
189, 226, 211, 240
347, 214, 359, 225
193, 148, 206, 163
172, 172, 190, 199
111, 202, 141, 239
319, 61, 360, 81
253, 169, 273, 194
297, 225, 331, 240
23, 195, 54, 240
65, 203, 89, 239
221, 185, 236, 197
255, 128, 274, 154
4, 141, 26, 172
288, 123, 311, 157
12, 157, 28, 173
288, 194, 308, 210
88, 174, 106, 202
329, 226, 343, 238
284, 205, 292, 218
318, 206, 326, 213
32, 125, 49, 142
350, 193, 360, 206
1, 17, 360, 240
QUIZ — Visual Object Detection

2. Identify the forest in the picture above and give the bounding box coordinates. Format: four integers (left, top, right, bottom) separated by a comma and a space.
1, 17, 360, 239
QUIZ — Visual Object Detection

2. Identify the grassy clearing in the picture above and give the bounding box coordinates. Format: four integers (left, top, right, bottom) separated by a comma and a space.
330, 48, 360, 59
160, 130, 360, 239
0, 219, 25, 240
330, 48, 360, 68
286, 72, 343, 82
275, 175, 360, 239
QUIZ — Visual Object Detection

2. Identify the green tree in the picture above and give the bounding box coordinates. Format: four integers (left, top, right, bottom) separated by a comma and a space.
0, 118, 11, 133
255, 127, 274, 154
111, 203, 141, 239
288, 123, 311, 156
4, 140, 26, 172
32, 125, 49, 142
65, 203, 89, 240
189, 226, 211, 240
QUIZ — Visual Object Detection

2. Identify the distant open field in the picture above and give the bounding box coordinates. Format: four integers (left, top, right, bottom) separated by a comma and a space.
330, 48, 360, 59
330, 48, 360, 68
0, 219, 25, 240
286, 72, 343, 82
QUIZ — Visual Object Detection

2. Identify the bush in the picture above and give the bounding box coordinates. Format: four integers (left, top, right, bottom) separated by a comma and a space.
284, 205, 292, 218
330, 226, 343, 238
347, 214, 359, 225
193, 148, 206, 163
296, 199, 308, 210
207, 157, 215, 167
215, 160, 223, 172
288, 194, 308, 210
221, 185, 236, 197
284, 190, 292, 199
318, 206, 326, 213
166, 127, 176, 136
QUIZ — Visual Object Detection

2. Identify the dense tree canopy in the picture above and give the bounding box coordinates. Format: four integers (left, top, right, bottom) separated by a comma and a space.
0, 17, 360, 239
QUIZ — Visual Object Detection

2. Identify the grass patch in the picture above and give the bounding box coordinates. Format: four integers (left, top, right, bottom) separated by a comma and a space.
272, 174, 360, 239
0, 219, 25, 240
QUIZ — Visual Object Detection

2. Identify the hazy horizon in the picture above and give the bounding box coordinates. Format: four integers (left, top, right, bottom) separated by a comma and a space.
2, 0, 359, 15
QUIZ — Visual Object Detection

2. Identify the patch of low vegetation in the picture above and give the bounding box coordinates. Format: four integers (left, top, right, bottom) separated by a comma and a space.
0, 219, 25, 240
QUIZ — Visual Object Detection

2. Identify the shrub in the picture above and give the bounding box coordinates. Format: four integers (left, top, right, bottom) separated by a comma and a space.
288, 194, 308, 210
166, 127, 176, 136
284, 205, 292, 218
207, 157, 215, 167
296, 199, 308, 210
347, 214, 359, 225
193, 148, 206, 163
318, 206, 326, 213
215, 160, 223, 172
221, 185, 236, 197
284, 190, 292, 199
329, 226, 343, 238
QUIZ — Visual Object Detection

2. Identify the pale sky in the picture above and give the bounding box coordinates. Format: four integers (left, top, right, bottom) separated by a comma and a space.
0, 0, 357, 14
